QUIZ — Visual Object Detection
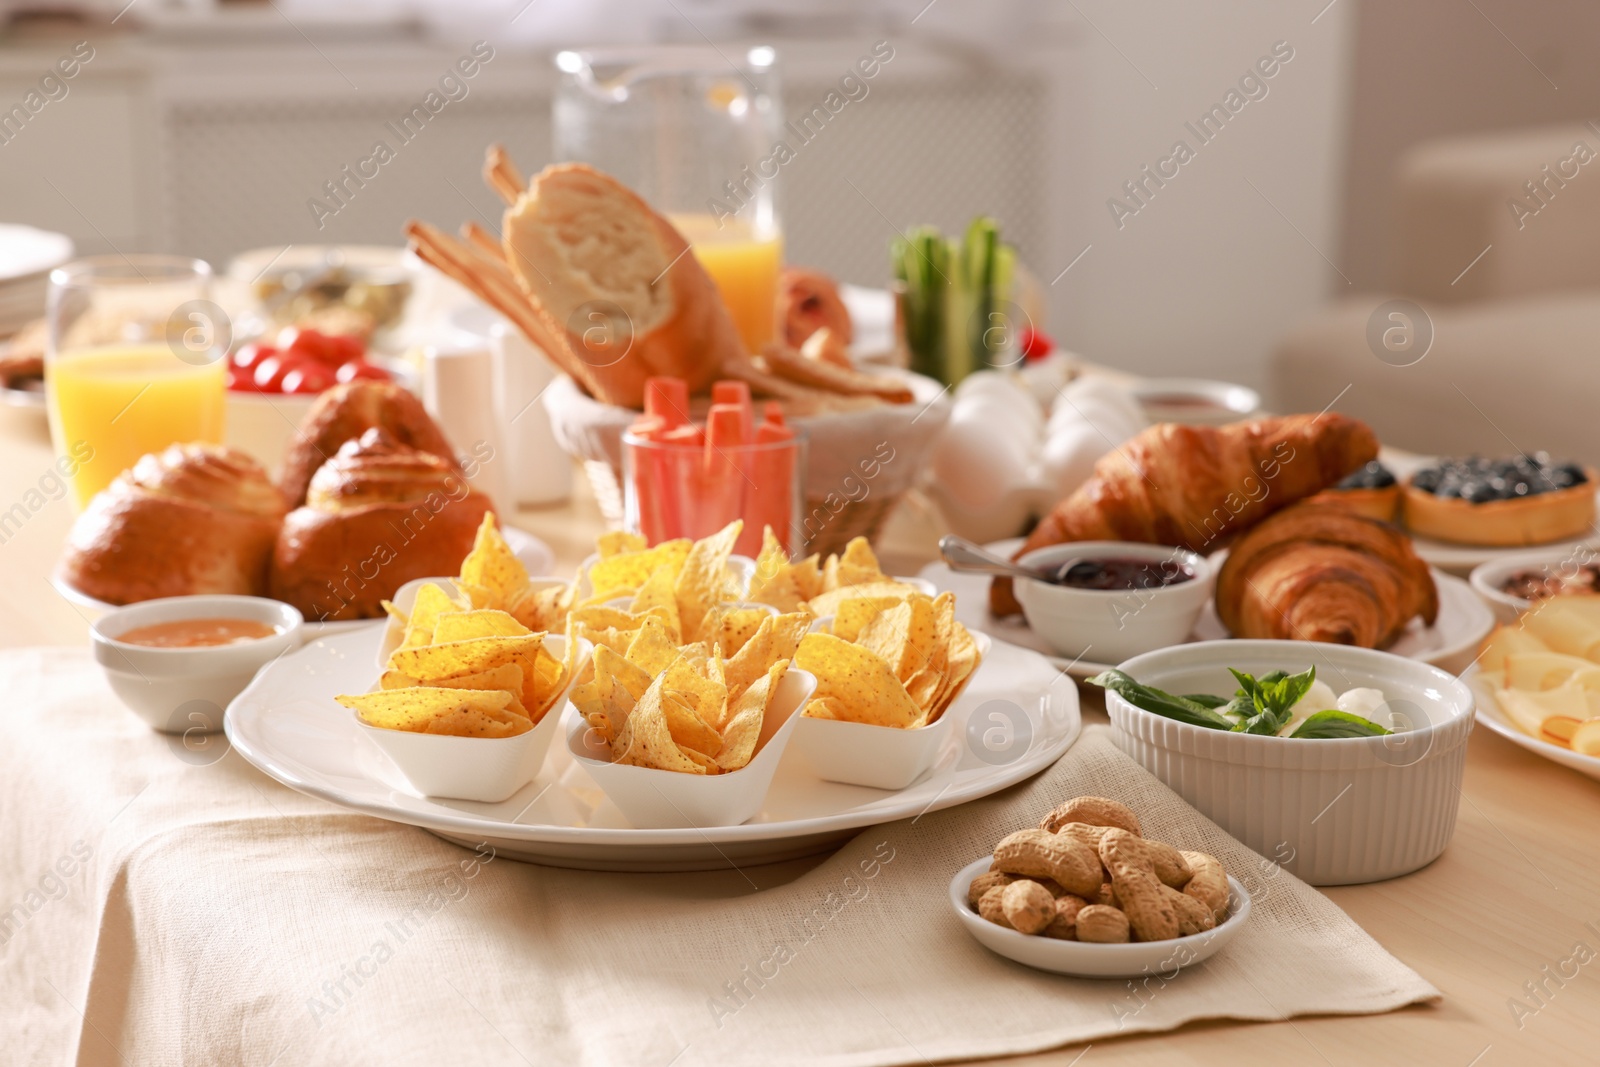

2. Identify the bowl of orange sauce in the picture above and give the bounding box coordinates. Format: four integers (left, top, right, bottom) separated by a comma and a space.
90, 595, 304, 734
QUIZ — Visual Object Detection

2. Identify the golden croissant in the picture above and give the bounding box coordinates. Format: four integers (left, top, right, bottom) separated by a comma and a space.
991, 413, 1379, 616
1215, 502, 1438, 648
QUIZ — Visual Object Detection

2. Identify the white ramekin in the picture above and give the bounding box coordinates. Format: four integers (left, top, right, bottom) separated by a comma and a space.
1468, 544, 1600, 625
1104, 639, 1475, 886
1015, 542, 1212, 664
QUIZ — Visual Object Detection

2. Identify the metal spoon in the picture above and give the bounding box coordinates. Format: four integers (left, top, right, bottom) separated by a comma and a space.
938, 535, 1081, 584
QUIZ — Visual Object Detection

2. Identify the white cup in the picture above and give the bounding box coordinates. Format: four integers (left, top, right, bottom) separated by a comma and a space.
422, 343, 508, 511
491, 322, 572, 506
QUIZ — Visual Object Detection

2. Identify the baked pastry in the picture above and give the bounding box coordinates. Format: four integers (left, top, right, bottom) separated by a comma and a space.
1402, 454, 1595, 546
58, 444, 287, 604
269, 429, 492, 621
499, 162, 747, 409
757, 342, 913, 404
1312, 461, 1400, 523
777, 267, 853, 348
991, 413, 1378, 616
280, 380, 459, 507
1215, 502, 1438, 648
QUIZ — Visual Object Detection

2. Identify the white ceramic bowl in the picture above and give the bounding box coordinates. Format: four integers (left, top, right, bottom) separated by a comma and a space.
1105, 639, 1475, 885
357, 634, 590, 803
949, 858, 1251, 978
1131, 378, 1260, 427
566, 667, 817, 829
91, 595, 304, 734
1014, 543, 1212, 664
1468, 545, 1600, 625
789, 629, 991, 790
376, 575, 571, 668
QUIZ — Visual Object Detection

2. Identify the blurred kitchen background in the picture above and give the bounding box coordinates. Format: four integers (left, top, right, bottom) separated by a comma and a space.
3, 0, 1597, 460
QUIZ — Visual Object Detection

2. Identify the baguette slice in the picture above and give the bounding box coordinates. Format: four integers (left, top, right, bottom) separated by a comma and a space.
502, 163, 745, 409
760, 343, 914, 404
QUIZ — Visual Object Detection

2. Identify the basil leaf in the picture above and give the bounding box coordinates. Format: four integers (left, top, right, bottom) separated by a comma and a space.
1289, 710, 1392, 738
1227, 668, 1263, 707
1273, 666, 1316, 715
1086, 671, 1236, 731
1183, 693, 1232, 709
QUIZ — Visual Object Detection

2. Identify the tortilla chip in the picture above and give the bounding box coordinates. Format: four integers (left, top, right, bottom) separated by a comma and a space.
597, 530, 648, 557
433, 609, 532, 643
807, 580, 925, 619
612, 671, 706, 774
401, 583, 465, 648
660, 691, 723, 758
794, 632, 920, 728
388, 634, 546, 681
831, 595, 910, 644
631, 561, 682, 636
716, 607, 772, 658
589, 539, 691, 601
459, 514, 530, 607
675, 521, 743, 642
716, 659, 788, 771
857, 596, 937, 684
510, 582, 573, 633
836, 536, 887, 588
625, 616, 683, 678
725, 612, 810, 699
748, 527, 807, 613
338, 686, 527, 737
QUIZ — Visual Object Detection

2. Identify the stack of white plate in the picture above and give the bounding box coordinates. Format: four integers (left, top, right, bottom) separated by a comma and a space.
0, 225, 74, 336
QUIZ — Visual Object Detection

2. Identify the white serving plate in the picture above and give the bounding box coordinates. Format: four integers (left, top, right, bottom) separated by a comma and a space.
949, 858, 1250, 978
225, 625, 1081, 871
921, 539, 1494, 679
1467, 666, 1600, 782
52, 525, 554, 630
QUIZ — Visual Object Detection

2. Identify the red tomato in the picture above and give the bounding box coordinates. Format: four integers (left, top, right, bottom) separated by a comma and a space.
280, 361, 338, 394
227, 366, 262, 392
321, 333, 366, 365
252, 354, 302, 392
275, 327, 337, 364
1019, 327, 1054, 362
231, 342, 276, 372
334, 360, 393, 383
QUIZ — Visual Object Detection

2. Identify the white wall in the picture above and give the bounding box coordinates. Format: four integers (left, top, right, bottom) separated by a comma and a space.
1044, 0, 1354, 389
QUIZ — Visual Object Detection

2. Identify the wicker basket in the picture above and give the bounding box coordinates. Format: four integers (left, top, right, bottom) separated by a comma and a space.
545, 373, 950, 556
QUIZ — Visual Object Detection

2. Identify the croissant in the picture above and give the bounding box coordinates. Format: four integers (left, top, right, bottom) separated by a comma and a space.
269, 429, 492, 621
1214, 502, 1438, 648
991, 413, 1378, 616
280, 381, 460, 507
58, 444, 287, 604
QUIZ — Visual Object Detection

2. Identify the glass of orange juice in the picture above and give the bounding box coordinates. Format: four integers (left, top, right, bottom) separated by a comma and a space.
46, 256, 228, 508
554, 45, 785, 353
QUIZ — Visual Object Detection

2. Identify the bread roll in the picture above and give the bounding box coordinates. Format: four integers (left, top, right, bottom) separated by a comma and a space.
269, 429, 491, 621
778, 267, 853, 347
280, 381, 459, 507
58, 444, 287, 604
501, 163, 747, 409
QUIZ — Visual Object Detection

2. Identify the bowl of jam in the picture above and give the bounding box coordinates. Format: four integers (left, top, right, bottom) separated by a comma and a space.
1012, 542, 1213, 663
90, 595, 304, 734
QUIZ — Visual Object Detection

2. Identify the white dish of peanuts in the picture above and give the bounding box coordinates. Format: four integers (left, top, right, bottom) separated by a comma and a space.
950, 796, 1250, 978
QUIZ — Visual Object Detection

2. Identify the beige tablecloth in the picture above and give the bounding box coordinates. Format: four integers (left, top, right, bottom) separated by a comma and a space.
2, 647, 1438, 1066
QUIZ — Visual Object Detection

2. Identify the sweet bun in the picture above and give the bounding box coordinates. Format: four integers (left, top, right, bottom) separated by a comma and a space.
269, 429, 491, 621
279, 380, 459, 507
58, 444, 287, 603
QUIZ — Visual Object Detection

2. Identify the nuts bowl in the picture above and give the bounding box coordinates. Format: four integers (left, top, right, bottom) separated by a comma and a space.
1468, 546, 1600, 625
949, 857, 1250, 978
1013, 542, 1212, 664
1105, 639, 1475, 885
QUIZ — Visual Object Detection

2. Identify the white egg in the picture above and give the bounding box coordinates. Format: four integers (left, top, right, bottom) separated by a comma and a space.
929, 417, 1033, 510
1053, 378, 1146, 434
1038, 422, 1107, 498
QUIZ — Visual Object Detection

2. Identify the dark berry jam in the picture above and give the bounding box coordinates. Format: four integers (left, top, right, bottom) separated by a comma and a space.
1055, 557, 1195, 591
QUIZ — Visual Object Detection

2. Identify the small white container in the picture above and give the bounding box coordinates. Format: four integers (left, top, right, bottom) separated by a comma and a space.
566, 667, 817, 829
357, 634, 590, 803
1014, 543, 1212, 664
789, 630, 991, 790
1105, 639, 1476, 885
376, 575, 571, 668
1132, 378, 1260, 427
91, 595, 304, 734
1469, 546, 1600, 625
949, 858, 1250, 978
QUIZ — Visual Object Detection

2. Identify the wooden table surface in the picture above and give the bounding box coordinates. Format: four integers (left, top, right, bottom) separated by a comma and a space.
4, 399, 1598, 1066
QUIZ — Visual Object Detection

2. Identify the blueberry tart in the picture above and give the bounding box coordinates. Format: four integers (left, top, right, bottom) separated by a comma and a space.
1402, 454, 1595, 546
1314, 460, 1400, 523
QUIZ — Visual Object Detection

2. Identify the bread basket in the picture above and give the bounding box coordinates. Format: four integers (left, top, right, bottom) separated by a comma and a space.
543, 371, 950, 556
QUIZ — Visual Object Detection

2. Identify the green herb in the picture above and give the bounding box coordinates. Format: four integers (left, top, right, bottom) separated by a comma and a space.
1086, 670, 1236, 731
1289, 710, 1392, 738
1089, 664, 1392, 740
